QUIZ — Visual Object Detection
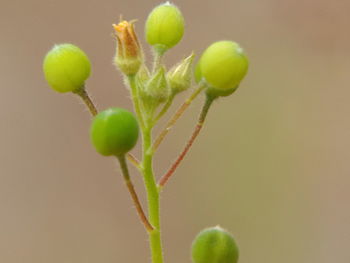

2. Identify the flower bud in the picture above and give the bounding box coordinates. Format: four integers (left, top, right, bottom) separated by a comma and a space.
192, 226, 239, 263
90, 108, 139, 156
167, 53, 194, 94
195, 41, 248, 97
113, 20, 143, 75
145, 2, 185, 53
136, 64, 150, 88
144, 66, 170, 103
43, 43, 91, 93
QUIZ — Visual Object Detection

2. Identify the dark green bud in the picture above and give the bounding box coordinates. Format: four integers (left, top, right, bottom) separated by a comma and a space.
192, 226, 239, 263
90, 108, 139, 156
43, 43, 91, 93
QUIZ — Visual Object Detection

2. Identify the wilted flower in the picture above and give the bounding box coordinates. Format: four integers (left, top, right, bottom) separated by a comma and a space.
113, 20, 143, 75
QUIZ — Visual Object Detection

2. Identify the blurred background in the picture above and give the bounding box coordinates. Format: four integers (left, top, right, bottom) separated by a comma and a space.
1, 0, 350, 262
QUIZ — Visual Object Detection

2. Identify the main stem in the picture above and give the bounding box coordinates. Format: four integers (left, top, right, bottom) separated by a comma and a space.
142, 125, 164, 263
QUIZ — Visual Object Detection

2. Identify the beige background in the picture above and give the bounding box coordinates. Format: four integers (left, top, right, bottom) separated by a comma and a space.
1, 0, 350, 262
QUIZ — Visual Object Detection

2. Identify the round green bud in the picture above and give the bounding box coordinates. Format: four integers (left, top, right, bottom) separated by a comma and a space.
145, 2, 185, 52
43, 43, 91, 93
192, 226, 239, 263
90, 108, 139, 156
195, 41, 248, 97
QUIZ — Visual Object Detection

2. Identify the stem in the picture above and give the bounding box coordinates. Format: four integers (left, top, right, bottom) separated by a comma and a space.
76, 88, 140, 170
154, 93, 175, 123
126, 154, 141, 170
158, 95, 214, 188
152, 84, 205, 151
142, 126, 164, 263
117, 155, 153, 232
152, 47, 165, 74
76, 88, 98, 116
128, 75, 145, 129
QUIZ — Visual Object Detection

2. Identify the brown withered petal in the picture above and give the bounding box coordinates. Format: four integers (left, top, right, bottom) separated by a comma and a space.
113, 21, 141, 58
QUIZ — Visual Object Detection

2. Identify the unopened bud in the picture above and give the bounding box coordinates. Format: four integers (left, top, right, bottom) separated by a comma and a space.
136, 64, 150, 88
145, 2, 185, 53
43, 43, 91, 93
195, 41, 249, 97
167, 53, 194, 94
113, 20, 143, 75
90, 108, 139, 157
192, 226, 239, 263
144, 66, 170, 104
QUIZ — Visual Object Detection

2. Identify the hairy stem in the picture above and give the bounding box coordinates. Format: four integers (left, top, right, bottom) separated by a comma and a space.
158, 95, 214, 188
117, 155, 153, 232
128, 75, 145, 129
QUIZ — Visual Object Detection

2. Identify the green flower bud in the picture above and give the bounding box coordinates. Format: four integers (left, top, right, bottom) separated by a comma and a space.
136, 64, 150, 89
145, 2, 185, 52
192, 226, 239, 263
167, 53, 194, 94
43, 43, 91, 93
195, 41, 248, 97
90, 108, 139, 157
144, 66, 170, 104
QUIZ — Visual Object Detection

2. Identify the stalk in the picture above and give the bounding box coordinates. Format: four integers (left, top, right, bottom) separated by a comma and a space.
142, 125, 164, 263
158, 95, 214, 188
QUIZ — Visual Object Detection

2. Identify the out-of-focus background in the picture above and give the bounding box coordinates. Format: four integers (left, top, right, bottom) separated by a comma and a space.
1, 0, 350, 262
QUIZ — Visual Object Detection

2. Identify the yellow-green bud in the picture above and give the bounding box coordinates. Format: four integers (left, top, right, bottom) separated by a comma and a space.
145, 2, 185, 53
192, 226, 239, 263
43, 43, 91, 93
144, 66, 170, 103
167, 53, 194, 94
195, 41, 249, 97
113, 20, 143, 76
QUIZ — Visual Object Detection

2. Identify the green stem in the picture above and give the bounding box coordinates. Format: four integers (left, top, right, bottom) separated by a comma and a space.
152, 47, 165, 74
154, 93, 175, 123
128, 75, 145, 129
142, 125, 164, 263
